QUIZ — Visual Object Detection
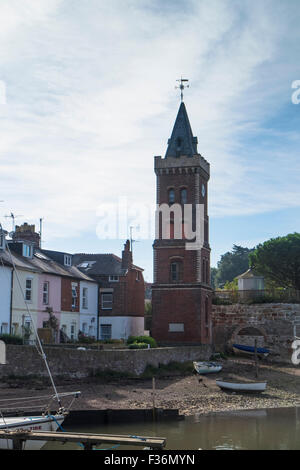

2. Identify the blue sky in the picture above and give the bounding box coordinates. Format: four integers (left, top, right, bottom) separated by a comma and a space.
0, 0, 300, 282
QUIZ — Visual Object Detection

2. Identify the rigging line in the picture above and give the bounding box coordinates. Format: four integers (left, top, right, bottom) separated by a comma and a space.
0, 391, 81, 404
0, 224, 62, 409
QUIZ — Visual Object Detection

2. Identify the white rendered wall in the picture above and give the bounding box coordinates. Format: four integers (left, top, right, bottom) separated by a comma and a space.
79, 281, 98, 338
99, 316, 145, 340
0, 265, 12, 333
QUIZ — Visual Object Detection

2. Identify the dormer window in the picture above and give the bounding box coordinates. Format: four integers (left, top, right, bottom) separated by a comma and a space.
64, 255, 72, 267
22, 244, 33, 258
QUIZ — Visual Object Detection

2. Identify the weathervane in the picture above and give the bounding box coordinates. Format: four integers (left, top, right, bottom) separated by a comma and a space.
176, 78, 189, 102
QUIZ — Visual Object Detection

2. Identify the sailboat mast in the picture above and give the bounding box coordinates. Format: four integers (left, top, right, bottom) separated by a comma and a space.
0, 224, 62, 408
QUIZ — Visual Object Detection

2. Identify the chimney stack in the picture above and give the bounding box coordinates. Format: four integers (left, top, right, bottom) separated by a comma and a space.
12, 222, 41, 248
121, 239, 132, 271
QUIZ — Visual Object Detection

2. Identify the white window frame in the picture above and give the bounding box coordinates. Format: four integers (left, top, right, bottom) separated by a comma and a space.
70, 323, 76, 340
109, 275, 119, 282
82, 287, 88, 309
23, 244, 33, 258
101, 293, 113, 310
25, 278, 33, 302
64, 255, 72, 267
71, 284, 78, 308
42, 281, 49, 305
100, 324, 112, 341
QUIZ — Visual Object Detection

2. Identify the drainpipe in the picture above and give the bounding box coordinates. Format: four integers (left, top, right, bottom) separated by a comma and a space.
9, 266, 14, 335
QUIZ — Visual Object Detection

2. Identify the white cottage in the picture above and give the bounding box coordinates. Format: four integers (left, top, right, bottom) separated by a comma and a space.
237, 268, 265, 291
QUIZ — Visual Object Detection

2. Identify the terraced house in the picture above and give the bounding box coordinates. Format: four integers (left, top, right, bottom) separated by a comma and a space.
73, 240, 145, 341
0, 223, 98, 343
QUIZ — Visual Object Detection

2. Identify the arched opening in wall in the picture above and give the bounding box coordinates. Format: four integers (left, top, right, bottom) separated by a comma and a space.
232, 326, 267, 350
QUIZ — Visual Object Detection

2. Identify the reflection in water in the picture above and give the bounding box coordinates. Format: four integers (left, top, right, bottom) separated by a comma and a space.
43, 407, 300, 451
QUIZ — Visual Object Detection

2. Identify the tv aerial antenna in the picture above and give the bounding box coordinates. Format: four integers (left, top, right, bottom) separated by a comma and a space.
4, 212, 23, 232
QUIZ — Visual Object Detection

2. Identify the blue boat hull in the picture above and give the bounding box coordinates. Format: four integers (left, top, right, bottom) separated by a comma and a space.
233, 344, 270, 355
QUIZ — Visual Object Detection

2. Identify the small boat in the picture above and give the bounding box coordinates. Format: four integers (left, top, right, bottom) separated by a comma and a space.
232, 343, 270, 357
193, 361, 222, 375
0, 413, 66, 450
216, 379, 267, 393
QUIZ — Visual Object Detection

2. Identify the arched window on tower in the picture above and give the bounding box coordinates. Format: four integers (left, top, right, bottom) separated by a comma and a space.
170, 259, 183, 283
168, 188, 175, 205
180, 188, 187, 205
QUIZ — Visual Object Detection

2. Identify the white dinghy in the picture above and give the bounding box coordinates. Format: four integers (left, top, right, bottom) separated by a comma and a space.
193, 361, 222, 375
216, 379, 267, 393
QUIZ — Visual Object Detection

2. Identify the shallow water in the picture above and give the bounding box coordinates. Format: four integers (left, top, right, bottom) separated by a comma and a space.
43, 407, 300, 450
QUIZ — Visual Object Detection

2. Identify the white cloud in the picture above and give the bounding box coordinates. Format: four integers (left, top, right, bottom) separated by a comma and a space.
0, 0, 299, 248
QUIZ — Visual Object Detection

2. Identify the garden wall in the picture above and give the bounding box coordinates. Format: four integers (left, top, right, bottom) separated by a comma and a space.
212, 303, 300, 362
0, 344, 212, 379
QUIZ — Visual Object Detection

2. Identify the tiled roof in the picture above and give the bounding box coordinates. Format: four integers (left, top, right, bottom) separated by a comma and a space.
73, 253, 126, 276
165, 102, 199, 158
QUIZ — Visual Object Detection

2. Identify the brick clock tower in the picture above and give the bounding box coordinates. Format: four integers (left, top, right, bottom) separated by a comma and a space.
151, 97, 212, 345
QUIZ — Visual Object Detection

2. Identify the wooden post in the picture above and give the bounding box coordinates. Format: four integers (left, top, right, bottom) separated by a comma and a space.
152, 376, 156, 421
254, 339, 258, 378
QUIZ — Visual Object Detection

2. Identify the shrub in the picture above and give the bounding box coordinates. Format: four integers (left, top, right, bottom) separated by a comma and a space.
127, 336, 157, 348
128, 342, 149, 349
0, 334, 23, 345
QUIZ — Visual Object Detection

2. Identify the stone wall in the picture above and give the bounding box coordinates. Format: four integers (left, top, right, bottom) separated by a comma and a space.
0, 344, 212, 379
212, 303, 300, 362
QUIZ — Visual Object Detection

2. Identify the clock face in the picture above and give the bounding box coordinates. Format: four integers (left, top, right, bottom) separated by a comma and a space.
202, 183, 206, 197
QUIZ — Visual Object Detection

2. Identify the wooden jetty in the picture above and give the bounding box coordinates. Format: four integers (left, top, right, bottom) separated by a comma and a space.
0, 429, 167, 450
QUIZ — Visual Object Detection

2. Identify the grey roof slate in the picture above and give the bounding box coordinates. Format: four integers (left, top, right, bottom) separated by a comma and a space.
0, 247, 95, 282
165, 102, 199, 158
73, 253, 143, 276
73, 253, 126, 276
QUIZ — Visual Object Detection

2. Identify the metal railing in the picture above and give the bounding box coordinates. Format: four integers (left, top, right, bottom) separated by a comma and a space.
213, 289, 300, 304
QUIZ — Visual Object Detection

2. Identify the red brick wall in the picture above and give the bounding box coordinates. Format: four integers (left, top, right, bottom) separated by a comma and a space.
61, 278, 80, 312
99, 269, 145, 318
151, 287, 212, 344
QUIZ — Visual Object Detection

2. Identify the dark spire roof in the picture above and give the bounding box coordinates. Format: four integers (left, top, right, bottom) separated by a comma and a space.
165, 102, 199, 158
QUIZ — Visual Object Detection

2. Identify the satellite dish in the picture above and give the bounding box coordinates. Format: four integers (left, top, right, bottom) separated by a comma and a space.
9, 232, 14, 238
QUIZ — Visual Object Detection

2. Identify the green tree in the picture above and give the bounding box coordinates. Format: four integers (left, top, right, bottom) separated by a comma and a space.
210, 267, 218, 289
249, 233, 300, 290
215, 245, 254, 288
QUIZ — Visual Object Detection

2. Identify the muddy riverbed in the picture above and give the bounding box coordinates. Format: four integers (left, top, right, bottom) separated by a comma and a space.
1, 357, 300, 417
